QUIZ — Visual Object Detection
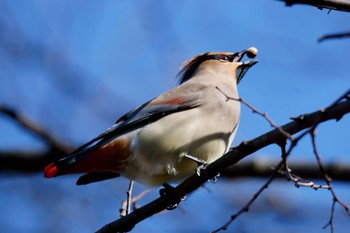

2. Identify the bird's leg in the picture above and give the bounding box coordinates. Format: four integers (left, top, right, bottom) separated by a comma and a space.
183, 154, 207, 176
159, 183, 186, 210
183, 154, 207, 166
183, 154, 220, 182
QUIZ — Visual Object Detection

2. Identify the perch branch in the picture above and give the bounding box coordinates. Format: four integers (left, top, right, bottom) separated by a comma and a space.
96, 90, 350, 233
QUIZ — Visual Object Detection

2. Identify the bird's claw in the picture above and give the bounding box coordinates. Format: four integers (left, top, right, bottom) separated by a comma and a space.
196, 163, 208, 176
183, 154, 208, 176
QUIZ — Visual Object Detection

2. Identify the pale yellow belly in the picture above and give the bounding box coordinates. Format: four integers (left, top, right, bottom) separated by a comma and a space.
122, 108, 237, 186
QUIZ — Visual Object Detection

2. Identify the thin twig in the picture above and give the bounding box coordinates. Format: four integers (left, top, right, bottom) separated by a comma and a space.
120, 184, 151, 217
214, 134, 325, 232
277, 168, 331, 189
206, 90, 350, 232
216, 86, 292, 139
211, 161, 283, 233
130, 189, 151, 210
279, 141, 330, 189
126, 180, 134, 216
120, 180, 135, 217
323, 199, 336, 233
311, 128, 350, 231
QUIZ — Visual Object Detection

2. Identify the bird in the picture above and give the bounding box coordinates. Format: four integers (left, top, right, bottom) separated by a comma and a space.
44, 48, 258, 186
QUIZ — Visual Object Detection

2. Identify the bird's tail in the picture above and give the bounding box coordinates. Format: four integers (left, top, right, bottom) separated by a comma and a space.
43, 138, 130, 179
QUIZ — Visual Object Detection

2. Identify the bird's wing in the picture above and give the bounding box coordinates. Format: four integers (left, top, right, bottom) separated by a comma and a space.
45, 84, 205, 177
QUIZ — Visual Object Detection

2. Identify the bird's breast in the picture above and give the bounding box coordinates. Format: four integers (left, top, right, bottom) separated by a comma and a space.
123, 86, 240, 185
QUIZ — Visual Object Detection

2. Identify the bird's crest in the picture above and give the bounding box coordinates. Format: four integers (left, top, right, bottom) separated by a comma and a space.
177, 53, 210, 84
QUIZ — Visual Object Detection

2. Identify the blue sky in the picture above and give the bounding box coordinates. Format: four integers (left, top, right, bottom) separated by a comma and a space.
0, 1, 349, 233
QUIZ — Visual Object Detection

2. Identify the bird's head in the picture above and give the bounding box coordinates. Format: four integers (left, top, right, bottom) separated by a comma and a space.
178, 47, 258, 85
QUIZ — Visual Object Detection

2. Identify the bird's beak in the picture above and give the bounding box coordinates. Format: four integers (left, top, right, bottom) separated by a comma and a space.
235, 49, 258, 84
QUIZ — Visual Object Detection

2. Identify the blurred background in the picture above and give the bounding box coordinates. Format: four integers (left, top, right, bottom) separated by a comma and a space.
0, 1, 349, 232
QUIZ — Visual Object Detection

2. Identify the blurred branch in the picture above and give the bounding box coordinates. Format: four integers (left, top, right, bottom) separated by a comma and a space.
2, 149, 350, 183
222, 160, 350, 182
318, 31, 350, 42
0, 103, 73, 170
96, 90, 350, 233
280, 0, 350, 12
0, 102, 72, 154
0, 151, 63, 172
120, 188, 151, 217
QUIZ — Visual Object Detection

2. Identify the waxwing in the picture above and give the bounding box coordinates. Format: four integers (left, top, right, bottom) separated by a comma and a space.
44, 47, 258, 186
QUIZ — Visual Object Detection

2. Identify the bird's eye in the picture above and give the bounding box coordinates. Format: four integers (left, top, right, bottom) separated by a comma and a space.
218, 55, 229, 62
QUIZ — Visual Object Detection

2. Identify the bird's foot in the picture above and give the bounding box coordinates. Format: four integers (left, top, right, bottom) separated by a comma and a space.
183, 154, 208, 176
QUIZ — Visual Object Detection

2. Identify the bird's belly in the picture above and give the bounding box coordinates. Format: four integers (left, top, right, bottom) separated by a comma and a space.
122, 111, 235, 185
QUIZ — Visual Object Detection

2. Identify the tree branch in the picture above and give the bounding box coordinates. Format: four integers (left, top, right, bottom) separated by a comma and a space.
96, 91, 350, 233
280, 0, 350, 12
318, 31, 350, 42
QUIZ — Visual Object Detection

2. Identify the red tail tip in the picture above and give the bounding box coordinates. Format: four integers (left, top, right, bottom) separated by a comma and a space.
44, 163, 59, 178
